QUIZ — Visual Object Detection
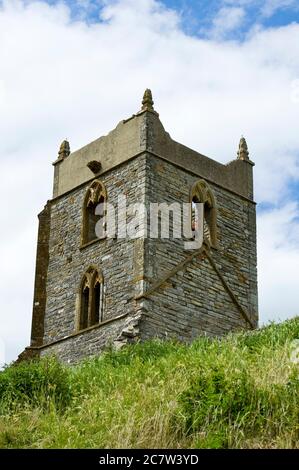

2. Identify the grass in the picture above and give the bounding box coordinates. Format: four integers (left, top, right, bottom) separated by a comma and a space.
0, 317, 298, 448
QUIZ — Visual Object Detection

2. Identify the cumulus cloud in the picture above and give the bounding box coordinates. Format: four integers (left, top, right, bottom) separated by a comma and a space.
0, 0, 299, 364
206, 6, 246, 40
257, 203, 299, 323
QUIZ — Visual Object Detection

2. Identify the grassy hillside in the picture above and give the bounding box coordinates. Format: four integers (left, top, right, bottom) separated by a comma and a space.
0, 318, 298, 449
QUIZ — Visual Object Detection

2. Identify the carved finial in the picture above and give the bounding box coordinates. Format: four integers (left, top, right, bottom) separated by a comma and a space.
141, 89, 154, 111
237, 136, 249, 161
58, 139, 70, 159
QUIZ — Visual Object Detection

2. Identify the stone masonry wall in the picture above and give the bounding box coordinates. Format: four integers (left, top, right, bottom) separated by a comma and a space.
139, 154, 258, 341
30, 202, 51, 347
40, 155, 147, 360
40, 313, 141, 363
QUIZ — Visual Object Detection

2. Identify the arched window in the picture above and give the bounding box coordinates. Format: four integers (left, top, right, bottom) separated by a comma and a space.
190, 179, 217, 247
79, 267, 104, 330
82, 180, 107, 245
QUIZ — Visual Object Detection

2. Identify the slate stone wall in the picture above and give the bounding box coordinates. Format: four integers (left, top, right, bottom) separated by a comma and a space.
40, 155, 147, 359
139, 154, 258, 341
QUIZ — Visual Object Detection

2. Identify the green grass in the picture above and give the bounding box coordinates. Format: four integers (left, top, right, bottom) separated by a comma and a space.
0, 317, 298, 448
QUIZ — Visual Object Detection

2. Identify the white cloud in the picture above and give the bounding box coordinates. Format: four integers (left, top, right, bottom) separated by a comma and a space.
207, 6, 246, 40
257, 203, 299, 324
0, 0, 299, 364
261, 0, 299, 17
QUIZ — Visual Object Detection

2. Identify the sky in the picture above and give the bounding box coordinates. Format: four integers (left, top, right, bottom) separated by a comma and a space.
0, 0, 299, 365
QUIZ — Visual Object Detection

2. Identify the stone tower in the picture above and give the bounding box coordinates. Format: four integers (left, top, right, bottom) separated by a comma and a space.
19, 91, 258, 363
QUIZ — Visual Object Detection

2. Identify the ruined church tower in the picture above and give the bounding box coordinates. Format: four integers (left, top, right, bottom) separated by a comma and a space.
20, 91, 258, 363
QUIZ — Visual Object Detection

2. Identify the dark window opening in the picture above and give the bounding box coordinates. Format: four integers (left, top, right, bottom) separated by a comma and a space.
190, 180, 217, 248
79, 269, 104, 331
80, 286, 89, 330
82, 182, 106, 246
93, 281, 102, 324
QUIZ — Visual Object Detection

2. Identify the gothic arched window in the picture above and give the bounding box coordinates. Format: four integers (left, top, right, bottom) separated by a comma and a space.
82, 180, 107, 245
190, 179, 217, 247
79, 267, 104, 330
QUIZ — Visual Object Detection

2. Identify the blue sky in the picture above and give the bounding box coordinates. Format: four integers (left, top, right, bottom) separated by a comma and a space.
0, 0, 299, 363
36, 0, 299, 38
164, 0, 299, 38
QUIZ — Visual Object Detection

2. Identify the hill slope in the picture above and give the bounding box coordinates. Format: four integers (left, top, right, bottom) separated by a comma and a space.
0, 318, 298, 449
